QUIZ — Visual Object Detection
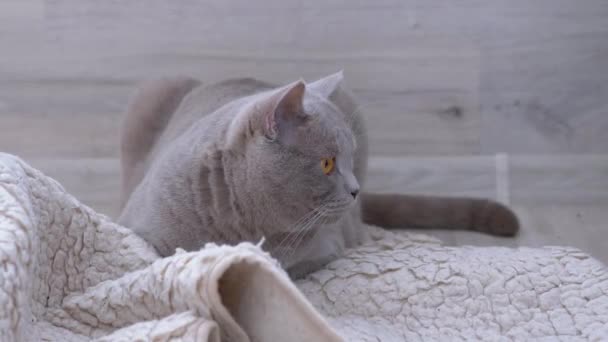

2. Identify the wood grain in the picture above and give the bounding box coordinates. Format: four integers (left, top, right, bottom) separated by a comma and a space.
1, 1, 607, 263
4, 0, 607, 156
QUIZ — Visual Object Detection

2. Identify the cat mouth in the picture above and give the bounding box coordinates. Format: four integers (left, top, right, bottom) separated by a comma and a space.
284, 199, 353, 230
325, 198, 355, 211
320, 213, 344, 224
316, 201, 353, 223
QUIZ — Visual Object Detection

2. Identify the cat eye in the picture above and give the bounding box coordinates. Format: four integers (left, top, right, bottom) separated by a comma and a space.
321, 157, 336, 175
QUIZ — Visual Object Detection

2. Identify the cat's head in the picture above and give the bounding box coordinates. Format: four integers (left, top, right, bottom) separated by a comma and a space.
227, 72, 359, 230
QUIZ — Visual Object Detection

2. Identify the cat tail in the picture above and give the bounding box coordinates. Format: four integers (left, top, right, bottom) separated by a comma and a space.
120, 77, 201, 207
360, 193, 519, 236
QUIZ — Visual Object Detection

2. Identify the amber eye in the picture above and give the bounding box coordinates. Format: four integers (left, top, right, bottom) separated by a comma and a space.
321, 157, 335, 175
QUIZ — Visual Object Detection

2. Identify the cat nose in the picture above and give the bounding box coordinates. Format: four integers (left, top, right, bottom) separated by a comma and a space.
342, 171, 359, 199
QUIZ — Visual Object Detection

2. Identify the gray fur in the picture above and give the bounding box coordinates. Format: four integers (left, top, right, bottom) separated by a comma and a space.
119, 72, 518, 277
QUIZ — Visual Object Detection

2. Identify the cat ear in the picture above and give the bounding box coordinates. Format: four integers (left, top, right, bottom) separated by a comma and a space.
263, 80, 307, 142
227, 80, 306, 148
308, 71, 344, 98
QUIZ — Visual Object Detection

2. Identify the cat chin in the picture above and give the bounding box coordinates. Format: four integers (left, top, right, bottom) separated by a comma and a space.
317, 210, 351, 226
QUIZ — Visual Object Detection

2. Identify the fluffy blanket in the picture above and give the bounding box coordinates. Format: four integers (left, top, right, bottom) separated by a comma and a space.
1, 153, 607, 341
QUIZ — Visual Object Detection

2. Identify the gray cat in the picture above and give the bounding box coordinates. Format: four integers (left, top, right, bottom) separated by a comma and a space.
118, 72, 518, 277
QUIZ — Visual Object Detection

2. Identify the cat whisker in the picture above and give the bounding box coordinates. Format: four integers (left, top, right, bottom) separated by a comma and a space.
317, 204, 350, 216
285, 209, 325, 247
294, 215, 332, 258
280, 212, 319, 251
275, 204, 327, 261
281, 208, 327, 263
283, 205, 326, 235
274, 194, 351, 265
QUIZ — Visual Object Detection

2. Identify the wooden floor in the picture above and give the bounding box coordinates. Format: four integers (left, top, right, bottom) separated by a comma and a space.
1, 1, 607, 263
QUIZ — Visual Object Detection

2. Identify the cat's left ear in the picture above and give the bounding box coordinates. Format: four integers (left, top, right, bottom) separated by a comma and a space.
265, 80, 307, 142
308, 71, 344, 98
227, 80, 307, 148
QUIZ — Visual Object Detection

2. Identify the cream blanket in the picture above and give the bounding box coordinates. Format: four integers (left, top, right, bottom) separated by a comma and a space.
1, 153, 607, 341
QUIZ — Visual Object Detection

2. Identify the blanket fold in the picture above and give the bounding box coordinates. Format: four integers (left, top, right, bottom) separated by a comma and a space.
0, 153, 341, 342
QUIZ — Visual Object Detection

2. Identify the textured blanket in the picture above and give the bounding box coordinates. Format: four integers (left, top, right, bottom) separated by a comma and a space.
1, 153, 607, 341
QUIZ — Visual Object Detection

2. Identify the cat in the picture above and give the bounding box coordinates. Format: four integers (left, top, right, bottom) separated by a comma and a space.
118, 72, 519, 277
